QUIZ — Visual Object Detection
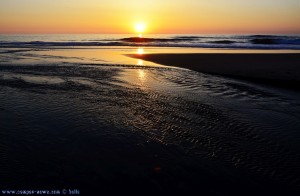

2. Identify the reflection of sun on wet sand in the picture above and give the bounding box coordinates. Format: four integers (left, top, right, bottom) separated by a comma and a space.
129, 53, 300, 88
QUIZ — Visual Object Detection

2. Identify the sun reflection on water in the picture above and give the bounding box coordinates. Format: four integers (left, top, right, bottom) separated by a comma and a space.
137, 48, 144, 55
138, 69, 146, 82
137, 59, 143, 66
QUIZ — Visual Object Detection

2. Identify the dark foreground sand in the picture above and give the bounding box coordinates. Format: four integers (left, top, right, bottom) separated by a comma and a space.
128, 53, 300, 88
1, 62, 300, 195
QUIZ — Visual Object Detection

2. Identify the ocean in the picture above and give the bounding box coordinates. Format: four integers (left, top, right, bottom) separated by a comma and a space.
1, 34, 300, 49
0, 34, 300, 195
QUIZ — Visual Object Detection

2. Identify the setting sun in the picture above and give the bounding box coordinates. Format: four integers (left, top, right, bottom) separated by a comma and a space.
135, 23, 146, 33
0, 0, 300, 195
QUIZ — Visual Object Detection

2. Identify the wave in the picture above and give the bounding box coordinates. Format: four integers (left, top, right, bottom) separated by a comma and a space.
120, 36, 205, 42
1, 35, 300, 49
251, 37, 300, 45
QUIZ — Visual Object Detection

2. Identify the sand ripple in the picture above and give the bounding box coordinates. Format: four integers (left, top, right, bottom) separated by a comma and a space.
0, 63, 299, 193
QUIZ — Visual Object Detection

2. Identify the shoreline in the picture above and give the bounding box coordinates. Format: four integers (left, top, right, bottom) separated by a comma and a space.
128, 53, 300, 89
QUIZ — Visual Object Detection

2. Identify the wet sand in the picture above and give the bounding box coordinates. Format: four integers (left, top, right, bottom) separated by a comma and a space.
128, 53, 300, 88
1, 48, 300, 195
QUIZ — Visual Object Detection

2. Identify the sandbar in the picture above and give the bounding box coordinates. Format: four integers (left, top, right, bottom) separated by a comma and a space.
128, 53, 300, 89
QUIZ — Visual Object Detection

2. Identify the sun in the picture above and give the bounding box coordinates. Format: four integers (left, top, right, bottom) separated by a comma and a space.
135, 22, 146, 33
135, 22, 146, 37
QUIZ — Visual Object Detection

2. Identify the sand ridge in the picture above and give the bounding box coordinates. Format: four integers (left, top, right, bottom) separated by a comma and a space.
128, 53, 300, 89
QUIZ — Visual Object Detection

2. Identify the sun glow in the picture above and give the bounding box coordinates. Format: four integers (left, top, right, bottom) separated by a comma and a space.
138, 60, 144, 66
135, 23, 146, 33
137, 48, 144, 55
135, 22, 146, 37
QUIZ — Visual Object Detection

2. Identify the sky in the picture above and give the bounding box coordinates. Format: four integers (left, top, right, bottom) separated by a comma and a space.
0, 0, 300, 34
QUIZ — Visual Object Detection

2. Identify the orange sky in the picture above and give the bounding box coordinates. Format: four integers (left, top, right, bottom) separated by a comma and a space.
0, 0, 300, 34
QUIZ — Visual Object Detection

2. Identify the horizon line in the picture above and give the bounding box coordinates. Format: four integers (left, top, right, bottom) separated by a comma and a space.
1, 32, 300, 35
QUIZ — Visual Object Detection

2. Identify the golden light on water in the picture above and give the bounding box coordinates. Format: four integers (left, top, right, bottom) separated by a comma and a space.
138, 59, 143, 66
137, 48, 144, 55
138, 69, 146, 81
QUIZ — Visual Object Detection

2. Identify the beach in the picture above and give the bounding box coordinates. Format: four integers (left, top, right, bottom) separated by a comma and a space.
1, 0, 300, 194
128, 53, 300, 88
1, 35, 300, 195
